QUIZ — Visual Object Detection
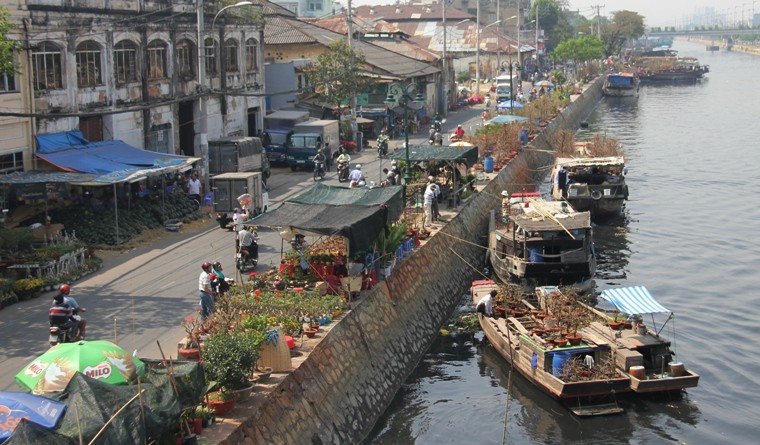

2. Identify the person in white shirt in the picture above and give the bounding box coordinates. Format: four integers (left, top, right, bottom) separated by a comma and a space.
422, 182, 438, 231
198, 262, 214, 320
476, 290, 496, 317
348, 164, 364, 187
187, 172, 202, 204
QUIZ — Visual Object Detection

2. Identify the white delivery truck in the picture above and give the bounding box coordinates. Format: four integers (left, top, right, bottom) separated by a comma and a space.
211, 172, 269, 229
494, 73, 520, 103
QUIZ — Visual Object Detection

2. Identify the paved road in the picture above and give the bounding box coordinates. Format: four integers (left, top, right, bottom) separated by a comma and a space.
0, 106, 483, 392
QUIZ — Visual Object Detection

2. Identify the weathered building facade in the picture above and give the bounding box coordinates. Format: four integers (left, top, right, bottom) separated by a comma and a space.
4, 0, 265, 173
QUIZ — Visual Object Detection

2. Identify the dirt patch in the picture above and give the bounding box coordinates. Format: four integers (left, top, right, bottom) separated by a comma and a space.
93, 215, 216, 262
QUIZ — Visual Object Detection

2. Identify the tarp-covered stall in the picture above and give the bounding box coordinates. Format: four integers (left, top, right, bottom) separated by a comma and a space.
250, 184, 404, 254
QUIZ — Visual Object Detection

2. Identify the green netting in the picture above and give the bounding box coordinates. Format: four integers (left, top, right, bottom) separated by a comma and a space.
284, 183, 404, 221
388, 145, 479, 165
6, 360, 204, 445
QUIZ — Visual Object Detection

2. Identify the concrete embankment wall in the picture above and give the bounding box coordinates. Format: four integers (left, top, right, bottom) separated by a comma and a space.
220, 77, 604, 445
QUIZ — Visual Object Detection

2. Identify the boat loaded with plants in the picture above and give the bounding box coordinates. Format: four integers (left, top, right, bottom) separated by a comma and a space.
536, 286, 699, 395
472, 280, 629, 416
489, 192, 596, 286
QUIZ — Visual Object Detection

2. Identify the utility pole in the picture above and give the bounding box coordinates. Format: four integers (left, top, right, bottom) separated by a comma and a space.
475, 0, 481, 97
442, 2, 448, 117
346, 0, 358, 149
197, 0, 210, 195
496, 0, 500, 74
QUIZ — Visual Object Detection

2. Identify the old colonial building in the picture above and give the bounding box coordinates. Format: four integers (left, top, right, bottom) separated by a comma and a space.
3, 0, 265, 174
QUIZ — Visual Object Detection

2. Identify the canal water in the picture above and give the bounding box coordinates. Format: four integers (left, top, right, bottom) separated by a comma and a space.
367, 41, 760, 444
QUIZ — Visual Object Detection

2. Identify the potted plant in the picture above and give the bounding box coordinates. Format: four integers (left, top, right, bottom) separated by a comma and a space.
178, 315, 203, 361
202, 330, 263, 406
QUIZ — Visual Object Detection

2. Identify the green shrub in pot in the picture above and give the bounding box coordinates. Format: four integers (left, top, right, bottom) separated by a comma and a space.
202, 330, 264, 392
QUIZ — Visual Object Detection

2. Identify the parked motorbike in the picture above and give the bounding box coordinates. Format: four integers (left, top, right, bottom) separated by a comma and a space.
236, 240, 259, 272
337, 161, 350, 182
313, 161, 326, 181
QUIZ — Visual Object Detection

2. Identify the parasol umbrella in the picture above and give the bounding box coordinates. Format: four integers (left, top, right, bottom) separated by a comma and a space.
487, 115, 529, 125
534, 80, 555, 88
15, 340, 146, 394
496, 100, 524, 110
0, 392, 67, 442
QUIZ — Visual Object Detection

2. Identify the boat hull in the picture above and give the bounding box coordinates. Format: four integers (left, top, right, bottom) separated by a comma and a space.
629, 370, 700, 393
472, 283, 629, 415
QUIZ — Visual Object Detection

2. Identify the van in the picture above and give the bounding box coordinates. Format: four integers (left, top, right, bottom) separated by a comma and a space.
208, 136, 271, 182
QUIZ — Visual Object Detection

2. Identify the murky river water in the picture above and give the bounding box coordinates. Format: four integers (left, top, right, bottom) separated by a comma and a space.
367, 41, 760, 444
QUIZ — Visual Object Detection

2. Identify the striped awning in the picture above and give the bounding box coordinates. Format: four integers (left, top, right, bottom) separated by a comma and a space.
600, 286, 671, 315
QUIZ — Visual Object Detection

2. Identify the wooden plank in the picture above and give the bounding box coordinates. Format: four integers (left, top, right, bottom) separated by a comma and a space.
507, 316, 531, 336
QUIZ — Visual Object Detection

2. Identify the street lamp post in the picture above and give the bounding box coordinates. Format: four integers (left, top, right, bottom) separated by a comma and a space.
385, 83, 424, 186
475, 19, 502, 99
496, 16, 517, 74
197, 0, 254, 196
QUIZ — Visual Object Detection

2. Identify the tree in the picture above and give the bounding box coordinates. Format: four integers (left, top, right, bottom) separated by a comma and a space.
532, 0, 563, 51
599, 10, 645, 57
0, 6, 18, 76
552, 35, 604, 63
305, 38, 374, 113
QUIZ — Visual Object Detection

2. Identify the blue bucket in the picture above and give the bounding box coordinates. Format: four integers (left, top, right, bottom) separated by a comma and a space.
552, 352, 571, 377
529, 247, 543, 263
484, 156, 494, 173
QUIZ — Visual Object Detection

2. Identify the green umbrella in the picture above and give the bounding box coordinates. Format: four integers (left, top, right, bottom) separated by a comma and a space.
15, 340, 145, 394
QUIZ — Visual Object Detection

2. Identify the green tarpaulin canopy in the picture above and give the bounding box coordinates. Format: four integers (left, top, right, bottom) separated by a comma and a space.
388, 145, 479, 166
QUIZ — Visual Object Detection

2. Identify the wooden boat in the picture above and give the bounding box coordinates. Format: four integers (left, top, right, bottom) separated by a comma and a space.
635, 52, 709, 82
602, 72, 639, 97
472, 280, 629, 416
489, 192, 596, 286
551, 155, 628, 219
535, 286, 699, 394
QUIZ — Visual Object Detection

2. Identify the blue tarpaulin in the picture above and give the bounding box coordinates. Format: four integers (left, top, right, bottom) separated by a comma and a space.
35, 135, 195, 175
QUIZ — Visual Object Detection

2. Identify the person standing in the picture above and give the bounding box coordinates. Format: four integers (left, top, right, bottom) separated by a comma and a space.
198, 262, 215, 320
187, 172, 202, 205
422, 182, 438, 231
322, 143, 332, 171
212, 261, 230, 296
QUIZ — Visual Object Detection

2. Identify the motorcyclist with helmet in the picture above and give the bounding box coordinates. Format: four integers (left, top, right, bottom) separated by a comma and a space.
50, 284, 86, 341
237, 226, 259, 261
348, 164, 365, 188
336, 147, 351, 182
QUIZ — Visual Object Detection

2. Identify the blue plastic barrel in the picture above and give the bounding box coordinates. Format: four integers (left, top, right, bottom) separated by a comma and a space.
484, 156, 494, 173
529, 247, 543, 263
552, 352, 571, 377
519, 128, 529, 144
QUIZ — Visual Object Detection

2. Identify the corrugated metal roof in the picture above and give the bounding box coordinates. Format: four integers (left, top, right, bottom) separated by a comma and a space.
354, 4, 472, 21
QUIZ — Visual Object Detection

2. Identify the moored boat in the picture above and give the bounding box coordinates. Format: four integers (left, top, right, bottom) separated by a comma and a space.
602, 72, 639, 97
489, 192, 596, 286
536, 286, 699, 394
551, 155, 628, 219
472, 280, 629, 416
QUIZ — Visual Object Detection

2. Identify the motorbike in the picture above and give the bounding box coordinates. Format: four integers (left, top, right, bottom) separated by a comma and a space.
236, 240, 259, 272
485, 95, 491, 108
377, 136, 389, 157
337, 161, 350, 182
313, 161, 326, 181
529, 90, 537, 102
49, 324, 74, 346
432, 119, 442, 133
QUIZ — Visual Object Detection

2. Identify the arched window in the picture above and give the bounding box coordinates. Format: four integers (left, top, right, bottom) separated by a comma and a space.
148, 40, 168, 80
224, 38, 239, 72
76, 40, 103, 87
204, 37, 217, 75
114, 40, 138, 84
176, 39, 195, 79
245, 38, 259, 72
32, 42, 63, 90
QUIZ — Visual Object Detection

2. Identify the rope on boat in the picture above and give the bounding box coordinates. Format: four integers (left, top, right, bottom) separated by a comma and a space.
437, 230, 490, 251
447, 246, 490, 281
527, 199, 576, 239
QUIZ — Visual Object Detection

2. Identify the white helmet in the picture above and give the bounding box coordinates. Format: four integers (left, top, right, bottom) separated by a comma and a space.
356, 164, 362, 169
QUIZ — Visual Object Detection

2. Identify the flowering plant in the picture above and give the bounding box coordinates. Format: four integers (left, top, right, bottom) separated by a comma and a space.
180, 315, 203, 349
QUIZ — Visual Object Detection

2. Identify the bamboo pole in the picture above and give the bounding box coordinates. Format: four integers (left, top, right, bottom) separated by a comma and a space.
527, 198, 576, 239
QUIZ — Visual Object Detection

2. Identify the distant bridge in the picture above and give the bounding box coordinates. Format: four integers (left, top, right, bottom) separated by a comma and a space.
647, 28, 760, 38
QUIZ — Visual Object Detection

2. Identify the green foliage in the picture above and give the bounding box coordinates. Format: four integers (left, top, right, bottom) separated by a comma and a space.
0, 227, 36, 257
202, 331, 262, 391
13, 278, 44, 297
552, 35, 604, 62
600, 10, 645, 57
371, 221, 408, 262
456, 71, 471, 83
306, 38, 375, 111
0, 6, 19, 76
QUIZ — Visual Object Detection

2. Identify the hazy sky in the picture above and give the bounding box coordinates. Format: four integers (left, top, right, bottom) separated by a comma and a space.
350, 1, 758, 28
568, 0, 755, 27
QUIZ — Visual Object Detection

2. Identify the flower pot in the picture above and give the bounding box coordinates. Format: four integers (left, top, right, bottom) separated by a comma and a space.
207, 394, 238, 416
566, 333, 583, 346
608, 321, 624, 330
192, 417, 203, 435
304, 328, 317, 338
233, 384, 255, 403
178, 347, 201, 361
255, 367, 273, 382
493, 306, 507, 318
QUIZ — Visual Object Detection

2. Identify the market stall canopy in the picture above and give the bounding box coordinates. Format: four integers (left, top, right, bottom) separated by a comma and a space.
600, 286, 671, 315
35, 131, 198, 176
387, 145, 479, 166
487, 115, 529, 125
252, 202, 387, 254
287, 183, 404, 221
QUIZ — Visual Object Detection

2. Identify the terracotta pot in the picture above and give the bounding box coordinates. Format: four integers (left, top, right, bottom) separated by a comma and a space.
512, 308, 527, 317
178, 347, 201, 361
493, 306, 507, 318
566, 333, 583, 346
552, 336, 568, 347
192, 417, 202, 435
608, 321, 624, 330
304, 328, 317, 338
207, 394, 238, 416
532, 328, 546, 336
